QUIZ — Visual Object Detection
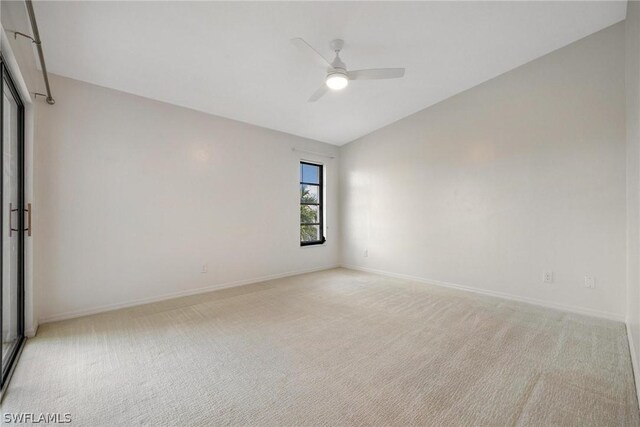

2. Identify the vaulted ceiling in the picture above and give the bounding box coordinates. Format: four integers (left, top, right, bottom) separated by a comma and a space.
33, 1, 626, 145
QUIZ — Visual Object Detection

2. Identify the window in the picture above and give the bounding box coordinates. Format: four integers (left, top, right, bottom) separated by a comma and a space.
300, 162, 325, 246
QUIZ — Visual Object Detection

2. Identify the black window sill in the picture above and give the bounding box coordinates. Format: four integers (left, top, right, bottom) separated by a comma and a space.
300, 239, 326, 247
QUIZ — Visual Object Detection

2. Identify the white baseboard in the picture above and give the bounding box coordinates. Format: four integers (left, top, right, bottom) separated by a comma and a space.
25, 324, 38, 338
342, 264, 624, 322
627, 322, 640, 408
39, 264, 339, 324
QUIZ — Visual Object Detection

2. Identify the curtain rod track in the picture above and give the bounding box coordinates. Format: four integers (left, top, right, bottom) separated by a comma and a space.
23, 0, 54, 105
292, 148, 336, 159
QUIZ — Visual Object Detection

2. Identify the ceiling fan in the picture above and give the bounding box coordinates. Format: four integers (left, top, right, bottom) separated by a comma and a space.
292, 38, 406, 102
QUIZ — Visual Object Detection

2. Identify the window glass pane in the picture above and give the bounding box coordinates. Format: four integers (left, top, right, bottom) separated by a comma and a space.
300, 184, 319, 204
301, 225, 320, 242
2, 79, 20, 373
300, 204, 319, 224
301, 163, 320, 184
299, 161, 323, 245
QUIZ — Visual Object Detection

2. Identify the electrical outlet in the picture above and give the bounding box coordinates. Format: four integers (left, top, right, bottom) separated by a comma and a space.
584, 276, 595, 289
543, 271, 553, 283
201, 264, 208, 274
363, 249, 368, 258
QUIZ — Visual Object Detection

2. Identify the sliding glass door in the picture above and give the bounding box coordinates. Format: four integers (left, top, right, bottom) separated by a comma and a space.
1, 56, 25, 391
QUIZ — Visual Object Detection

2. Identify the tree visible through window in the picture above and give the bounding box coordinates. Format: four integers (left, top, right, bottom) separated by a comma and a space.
300, 162, 325, 245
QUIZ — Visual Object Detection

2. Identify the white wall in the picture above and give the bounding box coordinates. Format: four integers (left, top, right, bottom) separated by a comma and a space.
340, 23, 626, 320
625, 0, 640, 403
34, 74, 339, 322
22, 10, 635, 329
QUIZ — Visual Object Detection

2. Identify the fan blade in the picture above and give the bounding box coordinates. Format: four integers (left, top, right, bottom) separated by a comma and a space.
291, 38, 332, 68
348, 68, 405, 80
308, 84, 329, 102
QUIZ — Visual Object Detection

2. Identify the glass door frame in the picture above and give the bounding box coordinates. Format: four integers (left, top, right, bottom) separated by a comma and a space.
0, 54, 26, 392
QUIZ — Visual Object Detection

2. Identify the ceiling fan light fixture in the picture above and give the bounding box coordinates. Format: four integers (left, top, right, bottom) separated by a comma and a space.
292, 37, 405, 102
326, 72, 349, 90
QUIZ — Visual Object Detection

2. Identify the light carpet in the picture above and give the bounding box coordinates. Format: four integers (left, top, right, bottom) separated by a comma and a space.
2, 268, 638, 426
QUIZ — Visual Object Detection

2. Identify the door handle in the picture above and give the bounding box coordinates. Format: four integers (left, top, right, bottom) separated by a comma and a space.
25, 203, 32, 237
9, 202, 32, 237
9, 202, 18, 237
